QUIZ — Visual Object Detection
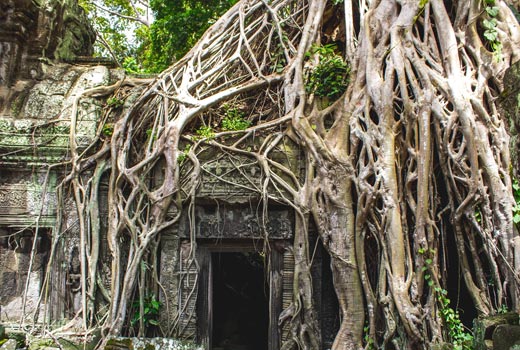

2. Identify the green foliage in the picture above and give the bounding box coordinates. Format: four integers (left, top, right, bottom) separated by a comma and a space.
102, 123, 115, 137
79, 0, 237, 72
270, 34, 289, 73
434, 287, 473, 350
513, 177, 520, 224
131, 294, 162, 327
177, 144, 191, 164
475, 208, 482, 223
221, 107, 250, 131
122, 57, 145, 75
305, 44, 350, 101
419, 0, 429, 8
481, 0, 502, 59
497, 304, 509, 314
148, 0, 238, 72
195, 125, 215, 139
420, 249, 473, 350
79, 0, 151, 69
362, 325, 375, 349
145, 127, 160, 142
107, 97, 124, 108
413, 0, 429, 22
331, 0, 344, 4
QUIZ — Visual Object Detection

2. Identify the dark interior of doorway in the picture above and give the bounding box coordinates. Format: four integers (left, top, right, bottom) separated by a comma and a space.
212, 252, 268, 350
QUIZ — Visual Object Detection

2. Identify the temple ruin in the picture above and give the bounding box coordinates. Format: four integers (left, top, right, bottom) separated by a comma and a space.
0, 1, 342, 349
2, 1, 520, 350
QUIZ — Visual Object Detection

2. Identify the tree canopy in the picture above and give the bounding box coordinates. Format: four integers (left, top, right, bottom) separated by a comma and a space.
148, 0, 238, 71
79, 0, 237, 72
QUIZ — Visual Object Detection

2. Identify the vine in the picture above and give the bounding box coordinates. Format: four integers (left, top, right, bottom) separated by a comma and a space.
513, 177, 520, 224
421, 249, 473, 350
434, 287, 474, 350
482, 0, 502, 58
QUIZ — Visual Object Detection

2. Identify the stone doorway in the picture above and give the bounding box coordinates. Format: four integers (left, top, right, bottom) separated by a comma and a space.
211, 252, 268, 350
196, 241, 285, 350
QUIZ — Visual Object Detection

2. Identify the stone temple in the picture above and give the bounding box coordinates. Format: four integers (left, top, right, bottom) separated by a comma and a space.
2, 1, 520, 350
0, 1, 342, 349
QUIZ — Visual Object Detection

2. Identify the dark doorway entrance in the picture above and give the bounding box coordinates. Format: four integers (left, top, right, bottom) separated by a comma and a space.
211, 252, 268, 350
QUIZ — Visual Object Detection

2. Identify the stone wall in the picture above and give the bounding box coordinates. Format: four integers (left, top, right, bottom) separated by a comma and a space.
0, 0, 119, 325
0, 0, 95, 87
501, 60, 520, 177
0, 2, 301, 347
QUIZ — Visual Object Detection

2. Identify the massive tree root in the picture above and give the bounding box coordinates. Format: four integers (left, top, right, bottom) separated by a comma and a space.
42, 0, 520, 349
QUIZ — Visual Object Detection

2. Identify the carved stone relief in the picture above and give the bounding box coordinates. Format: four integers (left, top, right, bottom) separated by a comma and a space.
179, 205, 293, 240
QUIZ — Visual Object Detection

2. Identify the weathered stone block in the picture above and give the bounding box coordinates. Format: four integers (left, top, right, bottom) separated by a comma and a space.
501, 60, 520, 176
0, 339, 17, 350
474, 312, 520, 350
6, 331, 26, 349
105, 338, 203, 350
430, 344, 453, 350
493, 325, 520, 350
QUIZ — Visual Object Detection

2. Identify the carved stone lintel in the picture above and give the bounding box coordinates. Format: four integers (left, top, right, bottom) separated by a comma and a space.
179, 205, 293, 240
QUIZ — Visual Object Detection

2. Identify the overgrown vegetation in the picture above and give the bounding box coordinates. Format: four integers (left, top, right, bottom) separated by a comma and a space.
30, 1, 520, 349
482, 0, 502, 57
435, 287, 474, 350
421, 248, 473, 350
79, 0, 237, 72
131, 294, 161, 328
221, 107, 250, 131
513, 177, 520, 224
195, 125, 215, 139
305, 44, 350, 100
106, 97, 124, 108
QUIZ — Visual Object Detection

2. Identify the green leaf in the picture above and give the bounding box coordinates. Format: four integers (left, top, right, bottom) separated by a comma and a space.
485, 6, 499, 17
148, 319, 159, 325
484, 29, 498, 42
513, 214, 520, 224
483, 18, 497, 29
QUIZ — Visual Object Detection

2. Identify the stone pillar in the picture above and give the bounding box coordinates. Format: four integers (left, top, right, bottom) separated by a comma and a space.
0, 0, 38, 86
159, 234, 180, 335
501, 61, 520, 177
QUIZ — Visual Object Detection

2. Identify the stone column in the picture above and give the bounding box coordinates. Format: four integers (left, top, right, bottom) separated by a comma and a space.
0, 0, 38, 86
159, 234, 180, 335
